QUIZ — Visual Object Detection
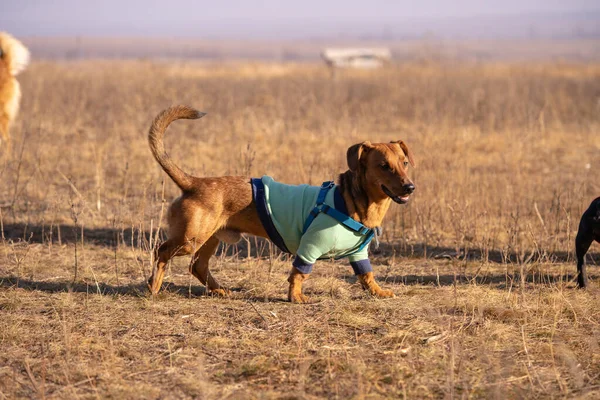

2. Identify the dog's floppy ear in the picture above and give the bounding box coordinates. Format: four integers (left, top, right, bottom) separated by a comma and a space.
347, 141, 372, 172
393, 140, 416, 167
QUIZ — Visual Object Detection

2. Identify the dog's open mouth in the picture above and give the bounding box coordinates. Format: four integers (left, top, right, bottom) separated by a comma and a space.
382, 185, 411, 204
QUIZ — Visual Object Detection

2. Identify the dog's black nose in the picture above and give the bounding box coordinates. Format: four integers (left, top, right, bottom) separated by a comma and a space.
403, 183, 415, 194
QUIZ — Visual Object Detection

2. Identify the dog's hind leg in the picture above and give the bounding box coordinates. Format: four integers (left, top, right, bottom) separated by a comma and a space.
190, 235, 229, 296
148, 239, 193, 295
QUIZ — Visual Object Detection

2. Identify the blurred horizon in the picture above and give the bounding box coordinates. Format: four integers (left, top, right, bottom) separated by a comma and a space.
4, 1, 600, 61
4, 0, 600, 40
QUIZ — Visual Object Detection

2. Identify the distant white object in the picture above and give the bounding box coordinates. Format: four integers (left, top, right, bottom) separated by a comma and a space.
321, 48, 392, 69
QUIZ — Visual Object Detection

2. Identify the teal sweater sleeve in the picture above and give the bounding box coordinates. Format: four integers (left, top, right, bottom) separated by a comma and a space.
296, 215, 371, 264
296, 224, 335, 264
295, 233, 371, 275
347, 247, 368, 263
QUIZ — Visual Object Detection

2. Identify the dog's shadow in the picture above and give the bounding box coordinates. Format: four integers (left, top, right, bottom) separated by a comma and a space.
0, 275, 290, 303
342, 272, 597, 288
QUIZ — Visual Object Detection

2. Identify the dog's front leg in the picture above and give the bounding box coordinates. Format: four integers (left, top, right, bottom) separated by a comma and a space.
287, 267, 311, 303
575, 230, 593, 289
358, 272, 395, 298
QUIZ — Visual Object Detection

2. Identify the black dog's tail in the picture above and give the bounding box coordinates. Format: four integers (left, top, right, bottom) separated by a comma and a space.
148, 105, 206, 192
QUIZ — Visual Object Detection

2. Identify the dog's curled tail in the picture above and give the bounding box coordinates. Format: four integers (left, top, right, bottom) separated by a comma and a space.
0, 32, 30, 76
148, 105, 206, 192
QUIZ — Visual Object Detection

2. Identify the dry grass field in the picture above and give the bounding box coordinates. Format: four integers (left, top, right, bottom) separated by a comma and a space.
0, 59, 599, 399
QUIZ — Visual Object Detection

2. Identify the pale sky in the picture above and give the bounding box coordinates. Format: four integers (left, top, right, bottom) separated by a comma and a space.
2, 0, 599, 38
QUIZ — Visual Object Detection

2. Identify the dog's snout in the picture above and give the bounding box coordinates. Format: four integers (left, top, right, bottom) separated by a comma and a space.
403, 183, 415, 194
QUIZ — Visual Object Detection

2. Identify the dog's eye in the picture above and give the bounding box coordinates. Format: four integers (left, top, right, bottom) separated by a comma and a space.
380, 162, 392, 171
403, 161, 409, 167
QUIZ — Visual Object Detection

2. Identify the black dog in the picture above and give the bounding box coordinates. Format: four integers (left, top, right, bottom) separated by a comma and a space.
575, 197, 600, 288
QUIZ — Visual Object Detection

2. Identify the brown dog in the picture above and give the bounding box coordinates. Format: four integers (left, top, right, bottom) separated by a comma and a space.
0, 32, 30, 149
147, 105, 416, 303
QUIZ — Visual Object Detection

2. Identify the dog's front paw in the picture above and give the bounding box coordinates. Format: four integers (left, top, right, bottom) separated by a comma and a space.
289, 292, 310, 304
358, 272, 395, 299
